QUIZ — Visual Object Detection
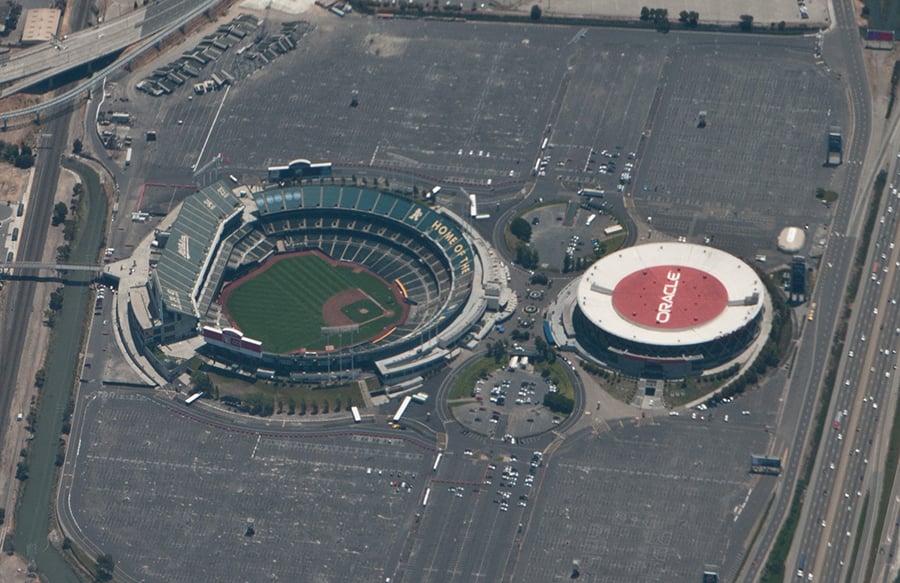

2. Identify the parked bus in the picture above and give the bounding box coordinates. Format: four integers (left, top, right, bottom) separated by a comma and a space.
422, 487, 431, 507
432, 452, 443, 472
351, 406, 362, 423
585, 213, 597, 227
411, 392, 429, 404
392, 395, 413, 423
185, 392, 203, 405
603, 224, 624, 236
508, 356, 520, 371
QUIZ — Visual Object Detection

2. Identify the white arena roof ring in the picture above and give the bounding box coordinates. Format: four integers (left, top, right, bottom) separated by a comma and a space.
576, 243, 764, 347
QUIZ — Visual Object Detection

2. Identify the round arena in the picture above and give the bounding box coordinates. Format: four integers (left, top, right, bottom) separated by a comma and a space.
572, 242, 767, 379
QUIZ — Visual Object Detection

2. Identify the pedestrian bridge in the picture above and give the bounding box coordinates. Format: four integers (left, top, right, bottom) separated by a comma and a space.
0, 261, 105, 280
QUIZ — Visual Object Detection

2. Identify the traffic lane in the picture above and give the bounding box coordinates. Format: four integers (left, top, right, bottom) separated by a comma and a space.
808, 276, 900, 574
795, 192, 900, 571
782, 0, 874, 576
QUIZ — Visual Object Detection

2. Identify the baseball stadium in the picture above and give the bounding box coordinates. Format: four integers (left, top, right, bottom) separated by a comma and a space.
131, 180, 497, 382
570, 242, 767, 379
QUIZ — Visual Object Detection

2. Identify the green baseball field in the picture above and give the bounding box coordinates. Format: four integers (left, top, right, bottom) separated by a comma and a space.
221, 252, 405, 353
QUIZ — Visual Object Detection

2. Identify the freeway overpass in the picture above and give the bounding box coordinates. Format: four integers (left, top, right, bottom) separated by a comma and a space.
0, 0, 219, 101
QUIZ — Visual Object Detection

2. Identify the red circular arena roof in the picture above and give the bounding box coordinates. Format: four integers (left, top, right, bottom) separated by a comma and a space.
612, 266, 728, 330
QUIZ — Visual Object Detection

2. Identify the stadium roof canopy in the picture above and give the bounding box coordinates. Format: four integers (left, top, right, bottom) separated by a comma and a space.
156, 182, 242, 317
251, 185, 474, 281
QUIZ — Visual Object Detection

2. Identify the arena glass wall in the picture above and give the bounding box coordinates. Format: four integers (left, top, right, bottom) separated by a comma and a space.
571, 305, 764, 379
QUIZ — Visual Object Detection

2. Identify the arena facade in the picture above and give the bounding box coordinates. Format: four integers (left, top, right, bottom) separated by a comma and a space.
129, 180, 507, 383
569, 242, 767, 379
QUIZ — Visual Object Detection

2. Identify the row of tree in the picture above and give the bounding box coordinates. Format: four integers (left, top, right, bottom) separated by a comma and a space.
0, 140, 34, 169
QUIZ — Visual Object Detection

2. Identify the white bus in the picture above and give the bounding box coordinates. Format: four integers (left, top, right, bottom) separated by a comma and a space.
508, 356, 520, 371
411, 392, 429, 404
184, 392, 203, 405
585, 213, 597, 227
351, 406, 362, 423
392, 395, 413, 423
604, 224, 624, 236
422, 487, 431, 507
432, 452, 443, 472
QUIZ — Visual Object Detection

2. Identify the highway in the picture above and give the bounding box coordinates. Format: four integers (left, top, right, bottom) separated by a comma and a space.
793, 163, 900, 580
0, 9, 144, 93
782, 0, 900, 577
0, 0, 220, 120
737, 0, 875, 579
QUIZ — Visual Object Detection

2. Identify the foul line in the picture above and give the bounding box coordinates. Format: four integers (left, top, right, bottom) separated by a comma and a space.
193, 85, 230, 172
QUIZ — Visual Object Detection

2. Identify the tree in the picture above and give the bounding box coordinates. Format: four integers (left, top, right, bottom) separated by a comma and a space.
543, 392, 574, 414
515, 242, 539, 269
52, 201, 68, 226
653, 9, 670, 32
14, 144, 33, 169
510, 217, 532, 242
678, 10, 698, 27
530, 4, 541, 20
49, 288, 64, 311
72, 138, 83, 154
190, 370, 213, 396
2, 142, 17, 163
95, 553, 115, 582
739, 14, 753, 31
530, 272, 549, 285
640, 6, 650, 20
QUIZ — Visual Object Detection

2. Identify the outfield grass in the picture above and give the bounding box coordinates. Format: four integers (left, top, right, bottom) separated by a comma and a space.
224, 254, 402, 353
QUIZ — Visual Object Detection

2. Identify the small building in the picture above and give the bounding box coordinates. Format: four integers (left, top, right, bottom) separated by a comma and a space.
20, 8, 60, 45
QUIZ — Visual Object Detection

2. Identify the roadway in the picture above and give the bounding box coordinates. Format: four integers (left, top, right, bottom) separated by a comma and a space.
0, 9, 145, 94
0, 112, 70, 490
784, 0, 900, 576
793, 162, 900, 580
0, 0, 220, 121
737, 0, 874, 578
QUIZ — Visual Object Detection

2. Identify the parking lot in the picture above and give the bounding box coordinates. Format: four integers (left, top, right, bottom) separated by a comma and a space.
66, 392, 430, 582
511, 413, 771, 582
399, 447, 546, 583
72, 14, 850, 582
632, 37, 844, 259
453, 367, 562, 439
